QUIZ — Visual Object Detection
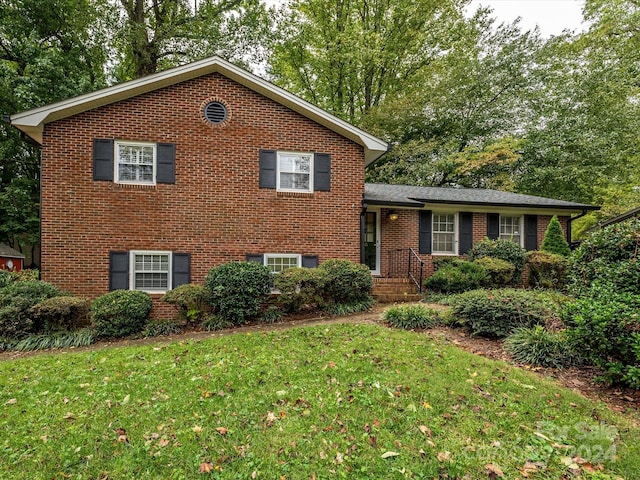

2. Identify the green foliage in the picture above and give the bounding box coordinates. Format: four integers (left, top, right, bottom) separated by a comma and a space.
204, 261, 272, 325
569, 218, 640, 296
12, 329, 95, 352
0, 280, 63, 339
541, 216, 571, 257
526, 250, 569, 290
449, 288, 556, 338
29, 296, 91, 334
202, 314, 234, 332
259, 305, 283, 324
143, 319, 184, 338
383, 304, 440, 330
469, 238, 526, 285
473, 256, 515, 287
0, 271, 13, 289
563, 287, 640, 388
273, 267, 327, 312
322, 297, 376, 316
161, 284, 208, 324
318, 259, 373, 305
424, 259, 487, 293
505, 326, 579, 368
91, 290, 152, 338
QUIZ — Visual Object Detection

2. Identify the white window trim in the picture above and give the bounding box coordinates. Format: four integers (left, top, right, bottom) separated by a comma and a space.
276, 151, 314, 193
130, 250, 172, 293
264, 253, 302, 273
432, 212, 459, 256
499, 215, 524, 247
115, 140, 157, 185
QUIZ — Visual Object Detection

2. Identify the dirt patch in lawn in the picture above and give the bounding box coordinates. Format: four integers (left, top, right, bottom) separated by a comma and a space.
1, 302, 638, 415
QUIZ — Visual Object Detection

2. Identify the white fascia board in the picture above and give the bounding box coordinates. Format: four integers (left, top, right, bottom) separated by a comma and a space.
10, 57, 388, 163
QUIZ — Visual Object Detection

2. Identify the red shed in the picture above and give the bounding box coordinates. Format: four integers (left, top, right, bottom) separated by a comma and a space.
0, 244, 25, 272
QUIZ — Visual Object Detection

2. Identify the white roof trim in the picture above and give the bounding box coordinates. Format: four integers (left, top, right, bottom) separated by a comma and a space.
10, 56, 388, 164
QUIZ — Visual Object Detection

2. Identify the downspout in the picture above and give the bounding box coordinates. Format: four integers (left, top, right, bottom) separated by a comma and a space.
360, 197, 368, 264
567, 210, 588, 244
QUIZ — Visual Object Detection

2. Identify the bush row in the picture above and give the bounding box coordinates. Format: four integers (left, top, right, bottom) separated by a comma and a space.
0, 259, 373, 349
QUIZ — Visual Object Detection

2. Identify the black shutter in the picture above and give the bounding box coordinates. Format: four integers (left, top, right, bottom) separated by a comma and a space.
93, 139, 114, 181
259, 150, 277, 188
172, 253, 190, 287
246, 254, 264, 263
459, 212, 473, 255
157, 143, 176, 184
525, 215, 538, 251
302, 255, 319, 268
109, 251, 129, 290
487, 213, 500, 240
419, 210, 432, 254
314, 153, 331, 191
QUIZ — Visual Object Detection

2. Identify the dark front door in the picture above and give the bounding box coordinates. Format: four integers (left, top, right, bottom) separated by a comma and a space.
364, 212, 378, 272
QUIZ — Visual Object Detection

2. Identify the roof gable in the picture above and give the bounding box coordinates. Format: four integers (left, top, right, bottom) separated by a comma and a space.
10, 56, 388, 165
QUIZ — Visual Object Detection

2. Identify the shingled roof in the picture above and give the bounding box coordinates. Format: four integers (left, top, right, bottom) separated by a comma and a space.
0, 243, 25, 258
364, 183, 599, 211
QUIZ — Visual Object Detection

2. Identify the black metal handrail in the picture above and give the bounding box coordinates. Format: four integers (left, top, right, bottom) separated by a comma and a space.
386, 248, 425, 293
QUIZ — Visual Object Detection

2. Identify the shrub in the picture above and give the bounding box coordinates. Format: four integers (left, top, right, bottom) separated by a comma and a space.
319, 259, 373, 304
0, 269, 40, 287
30, 296, 91, 333
569, 218, 640, 296
204, 261, 272, 324
143, 319, 184, 337
13, 329, 95, 352
449, 288, 556, 338
202, 314, 234, 331
473, 256, 514, 287
526, 250, 569, 290
505, 326, 578, 368
0, 270, 13, 289
541, 215, 571, 257
323, 297, 376, 315
469, 238, 526, 285
431, 256, 459, 271
274, 267, 327, 312
423, 259, 486, 293
260, 305, 283, 323
161, 284, 209, 324
563, 286, 640, 387
383, 304, 440, 330
0, 280, 64, 339
91, 290, 152, 338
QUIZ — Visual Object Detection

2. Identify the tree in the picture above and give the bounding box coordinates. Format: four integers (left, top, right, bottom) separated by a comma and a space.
269, 0, 467, 124
110, 0, 271, 80
540, 216, 571, 257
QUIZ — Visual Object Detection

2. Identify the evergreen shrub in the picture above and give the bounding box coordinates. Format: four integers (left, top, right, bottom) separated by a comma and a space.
91, 290, 152, 338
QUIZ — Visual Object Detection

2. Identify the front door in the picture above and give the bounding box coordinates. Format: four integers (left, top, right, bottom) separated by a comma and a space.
364, 212, 379, 274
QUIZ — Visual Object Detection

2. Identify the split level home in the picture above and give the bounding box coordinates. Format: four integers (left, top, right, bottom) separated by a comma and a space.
9, 56, 597, 313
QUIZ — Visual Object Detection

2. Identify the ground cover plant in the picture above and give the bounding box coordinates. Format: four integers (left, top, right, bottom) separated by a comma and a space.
1, 323, 638, 479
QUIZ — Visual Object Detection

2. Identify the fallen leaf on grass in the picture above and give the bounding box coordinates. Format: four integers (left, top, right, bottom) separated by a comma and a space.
381, 451, 399, 459
216, 427, 228, 435
4, 398, 17, 405
437, 451, 452, 462
266, 411, 277, 427
199, 462, 214, 473
116, 427, 128, 443
63, 412, 76, 420
418, 425, 432, 436
485, 463, 504, 478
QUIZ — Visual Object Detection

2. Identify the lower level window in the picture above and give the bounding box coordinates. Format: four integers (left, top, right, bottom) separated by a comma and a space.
265, 254, 301, 274
131, 251, 171, 292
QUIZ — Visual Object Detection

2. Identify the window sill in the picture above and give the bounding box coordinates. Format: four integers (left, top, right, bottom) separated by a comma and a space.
276, 191, 314, 198
115, 183, 157, 190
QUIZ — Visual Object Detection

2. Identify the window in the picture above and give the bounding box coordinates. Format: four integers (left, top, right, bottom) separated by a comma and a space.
500, 216, 522, 245
432, 213, 456, 254
264, 254, 301, 274
130, 251, 171, 292
116, 141, 156, 184
277, 152, 313, 192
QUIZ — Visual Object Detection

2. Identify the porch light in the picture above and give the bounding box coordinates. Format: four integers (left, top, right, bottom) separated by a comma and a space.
388, 211, 399, 221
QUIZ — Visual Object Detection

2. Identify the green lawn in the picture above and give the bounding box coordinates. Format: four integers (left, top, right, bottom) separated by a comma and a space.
1, 323, 638, 479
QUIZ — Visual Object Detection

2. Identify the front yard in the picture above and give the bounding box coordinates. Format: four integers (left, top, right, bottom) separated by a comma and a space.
1, 321, 639, 479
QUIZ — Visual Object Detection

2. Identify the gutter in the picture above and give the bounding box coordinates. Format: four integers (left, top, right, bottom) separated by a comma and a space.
567, 209, 589, 243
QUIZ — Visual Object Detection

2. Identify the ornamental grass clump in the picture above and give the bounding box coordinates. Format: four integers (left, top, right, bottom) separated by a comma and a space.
383, 304, 440, 330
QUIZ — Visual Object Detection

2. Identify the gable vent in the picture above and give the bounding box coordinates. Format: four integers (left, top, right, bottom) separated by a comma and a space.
204, 101, 227, 124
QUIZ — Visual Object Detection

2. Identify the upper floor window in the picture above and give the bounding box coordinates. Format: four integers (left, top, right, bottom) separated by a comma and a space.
432, 213, 456, 254
116, 141, 156, 185
500, 216, 522, 245
277, 152, 313, 193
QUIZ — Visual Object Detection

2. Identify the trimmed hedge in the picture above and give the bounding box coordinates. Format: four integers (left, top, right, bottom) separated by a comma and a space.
161, 283, 209, 324
473, 256, 514, 287
204, 261, 272, 324
30, 296, 91, 333
274, 267, 327, 312
526, 250, 568, 290
449, 288, 556, 338
318, 259, 373, 304
91, 290, 152, 338
0, 280, 64, 339
424, 259, 486, 293
469, 238, 526, 285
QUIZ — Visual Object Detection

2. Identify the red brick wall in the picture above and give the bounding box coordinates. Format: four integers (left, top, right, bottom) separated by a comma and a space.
41, 72, 365, 313
378, 210, 571, 278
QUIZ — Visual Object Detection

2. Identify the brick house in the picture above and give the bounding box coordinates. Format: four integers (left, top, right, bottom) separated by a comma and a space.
10, 56, 597, 308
